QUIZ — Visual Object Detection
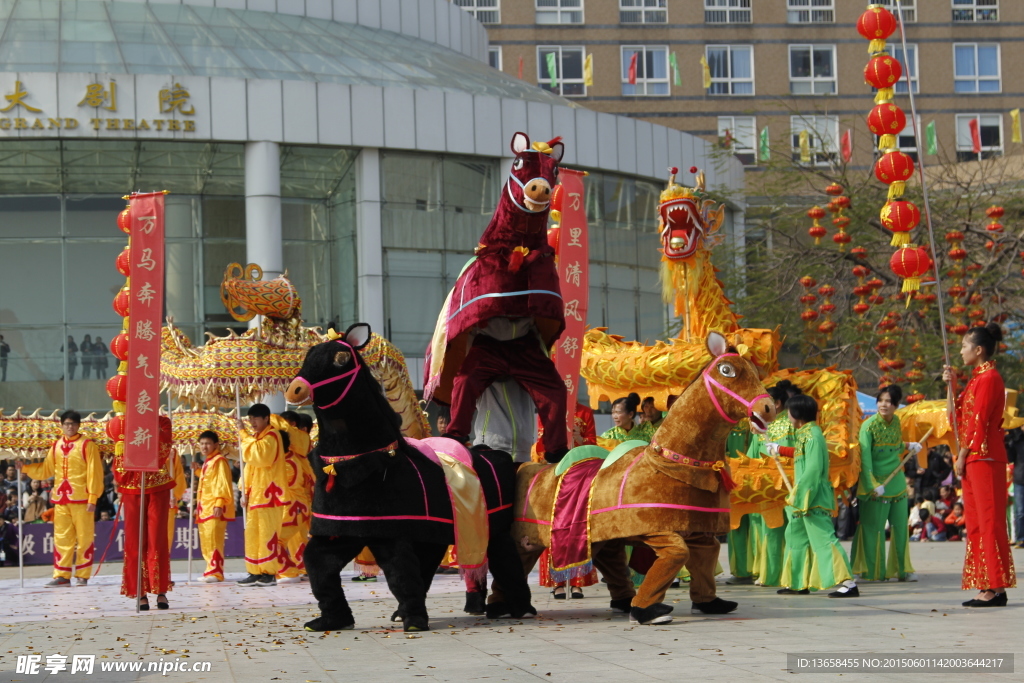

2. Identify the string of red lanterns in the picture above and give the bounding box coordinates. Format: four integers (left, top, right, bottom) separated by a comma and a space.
106, 205, 132, 456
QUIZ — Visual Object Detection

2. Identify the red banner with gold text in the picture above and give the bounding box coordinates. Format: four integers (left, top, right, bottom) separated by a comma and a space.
124, 192, 165, 471
552, 169, 588, 445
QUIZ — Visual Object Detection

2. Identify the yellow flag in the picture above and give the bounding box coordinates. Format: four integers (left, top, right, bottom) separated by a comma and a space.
1012, 108, 1022, 144
799, 130, 811, 163
699, 55, 711, 89
583, 53, 593, 87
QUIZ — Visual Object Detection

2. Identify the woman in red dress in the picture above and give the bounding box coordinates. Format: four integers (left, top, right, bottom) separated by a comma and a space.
943, 323, 1016, 607
115, 416, 177, 610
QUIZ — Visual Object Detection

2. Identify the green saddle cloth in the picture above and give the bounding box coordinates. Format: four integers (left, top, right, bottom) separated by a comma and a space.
553, 445, 609, 476
600, 440, 650, 470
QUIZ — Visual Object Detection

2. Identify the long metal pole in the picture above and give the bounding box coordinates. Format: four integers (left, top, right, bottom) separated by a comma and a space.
185, 446, 196, 584
235, 386, 246, 529
136, 472, 145, 614
894, 0, 961, 450
17, 469, 24, 588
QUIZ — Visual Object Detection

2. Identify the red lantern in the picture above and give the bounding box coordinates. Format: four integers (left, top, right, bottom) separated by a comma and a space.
969, 293, 984, 305
887, 359, 907, 371
986, 221, 1004, 234
799, 276, 817, 288
857, 5, 897, 46
904, 369, 923, 382
832, 215, 851, 229
986, 205, 1004, 219
112, 288, 130, 317
852, 266, 870, 278
905, 393, 925, 404
801, 310, 820, 322
948, 247, 967, 261
825, 183, 844, 196
951, 323, 970, 335
879, 200, 920, 246
853, 302, 870, 315
889, 245, 931, 292
867, 277, 884, 289
117, 206, 131, 233
110, 332, 130, 361
947, 285, 966, 298
867, 102, 907, 145
819, 303, 837, 314
968, 308, 986, 319
834, 195, 851, 209
985, 239, 996, 251
832, 232, 852, 248
949, 304, 967, 316
807, 206, 826, 220
851, 246, 868, 258
864, 53, 902, 90
818, 320, 837, 334
106, 374, 127, 402
967, 263, 983, 272
945, 230, 965, 243
800, 294, 818, 305
550, 184, 564, 213
106, 415, 125, 442
809, 225, 827, 243
818, 285, 836, 297
875, 149, 914, 199
853, 284, 873, 296
115, 247, 130, 276
547, 225, 560, 252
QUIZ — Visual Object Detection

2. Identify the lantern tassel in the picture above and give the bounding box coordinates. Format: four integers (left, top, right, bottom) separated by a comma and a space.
878, 134, 897, 150
890, 231, 911, 247
874, 87, 895, 104
813, 236, 822, 246
887, 181, 906, 201
868, 38, 887, 54
901, 276, 922, 294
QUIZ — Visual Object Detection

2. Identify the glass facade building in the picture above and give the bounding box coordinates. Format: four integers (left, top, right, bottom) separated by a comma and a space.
0, 0, 746, 415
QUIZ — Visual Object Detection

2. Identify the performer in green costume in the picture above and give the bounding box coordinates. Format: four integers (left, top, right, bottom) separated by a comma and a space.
743, 381, 801, 587
768, 394, 859, 597
851, 385, 920, 582
725, 426, 756, 585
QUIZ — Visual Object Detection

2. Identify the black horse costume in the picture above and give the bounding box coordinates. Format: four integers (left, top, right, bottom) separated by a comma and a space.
286, 324, 535, 632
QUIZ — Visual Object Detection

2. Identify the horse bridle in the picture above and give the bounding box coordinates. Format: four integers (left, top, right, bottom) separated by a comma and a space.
506, 152, 554, 214
292, 339, 361, 410
702, 352, 769, 425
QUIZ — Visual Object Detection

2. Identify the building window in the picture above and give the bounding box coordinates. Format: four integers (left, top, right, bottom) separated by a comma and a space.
453, 0, 500, 24
876, 0, 915, 22
536, 0, 584, 24
620, 0, 667, 24
954, 43, 1000, 93
789, 45, 836, 95
488, 46, 502, 70
706, 45, 754, 95
621, 46, 669, 96
952, 0, 998, 22
705, 0, 751, 23
718, 116, 757, 166
956, 114, 1003, 161
891, 45, 918, 94
538, 46, 587, 97
787, 0, 834, 23
790, 115, 839, 166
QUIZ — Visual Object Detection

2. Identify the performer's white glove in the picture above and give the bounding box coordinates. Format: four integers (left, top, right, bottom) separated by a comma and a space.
765, 442, 780, 457
873, 485, 886, 497
906, 442, 923, 455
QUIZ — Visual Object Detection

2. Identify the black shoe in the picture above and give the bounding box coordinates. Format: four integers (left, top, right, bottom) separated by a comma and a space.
965, 592, 1007, 608
570, 587, 584, 599
237, 573, 261, 586
670, 580, 680, 588
464, 591, 487, 615
691, 597, 738, 615
156, 594, 169, 610
725, 575, 755, 585
629, 603, 674, 625
777, 588, 810, 595
609, 598, 633, 613
404, 615, 430, 632
552, 586, 567, 600
485, 602, 538, 619
138, 597, 149, 611
304, 615, 355, 632
256, 574, 277, 586
828, 585, 860, 598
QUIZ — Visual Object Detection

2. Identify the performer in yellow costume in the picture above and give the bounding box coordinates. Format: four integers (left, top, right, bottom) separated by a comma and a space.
237, 403, 288, 586
195, 430, 236, 583
20, 410, 103, 586
272, 411, 313, 583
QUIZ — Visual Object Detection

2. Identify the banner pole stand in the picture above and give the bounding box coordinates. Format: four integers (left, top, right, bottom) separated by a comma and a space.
136, 472, 145, 614
186, 448, 196, 584
17, 469, 24, 588
235, 386, 246, 530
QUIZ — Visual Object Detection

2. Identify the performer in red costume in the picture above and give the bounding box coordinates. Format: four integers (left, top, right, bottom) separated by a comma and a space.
943, 322, 1016, 607
115, 416, 176, 609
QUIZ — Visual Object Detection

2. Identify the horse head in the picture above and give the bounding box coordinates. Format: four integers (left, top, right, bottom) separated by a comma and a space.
505, 132, 565, 214
667, 331, 776, 435
658, 167, 725, 262
285, 323, 373, 412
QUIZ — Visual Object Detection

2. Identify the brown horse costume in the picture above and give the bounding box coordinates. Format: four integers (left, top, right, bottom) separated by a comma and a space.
505, 331, 776, 624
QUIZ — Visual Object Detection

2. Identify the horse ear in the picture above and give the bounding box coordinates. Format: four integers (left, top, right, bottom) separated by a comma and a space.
706, 331, 728, 358
511, 132, 530, 154
549, 141, 565, 163
344, 323, 371, 350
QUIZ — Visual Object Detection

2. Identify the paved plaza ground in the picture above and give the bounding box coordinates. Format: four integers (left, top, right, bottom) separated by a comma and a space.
0, 541, 1021, 682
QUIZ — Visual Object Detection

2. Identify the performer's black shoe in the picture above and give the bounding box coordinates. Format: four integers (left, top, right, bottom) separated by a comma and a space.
544, 448, 570, 464
236, 573, 261, 586
156, 594, 169, 610
827, 585, 859, 598
403, 615, 430, 632
256, 574, 277, 586
464, 591, 487, 615
609, 598, 633, 613
304, 615, 355, 632
629, 603, 673, 625
571, 587, 584, 599
964, 592, 1007, 607
725, 575, 755, 585
691, 597, 738, 615
484, 602, 537, 619
777, 588, 809, 595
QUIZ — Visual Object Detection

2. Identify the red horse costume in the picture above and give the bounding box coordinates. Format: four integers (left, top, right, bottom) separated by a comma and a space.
115, 416, 176, 598
425, 132, 568, 459
954, 361, 1016, 590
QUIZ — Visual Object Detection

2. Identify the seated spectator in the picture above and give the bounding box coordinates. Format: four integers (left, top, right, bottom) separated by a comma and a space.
938, 485, 957, 513
99, 511, 112, 521
21, 479, 49, 508
3, 488, 19, 522
911, 508, 947, 542
0, 515, 18, 566
908, 496, 925, 528
945, 502, 967, 541
22, 486, 47, 523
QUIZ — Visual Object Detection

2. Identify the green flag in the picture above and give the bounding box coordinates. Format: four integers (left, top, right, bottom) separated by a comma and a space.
925, 120, 937, 155
758, 125, 770, 162
669, 52, 681, 86
546, 52, 558, 88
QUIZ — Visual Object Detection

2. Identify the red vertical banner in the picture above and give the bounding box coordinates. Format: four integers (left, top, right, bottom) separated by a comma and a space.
552, 169, 588, 445
124, 192, 165, 471
969, 117, 982, 154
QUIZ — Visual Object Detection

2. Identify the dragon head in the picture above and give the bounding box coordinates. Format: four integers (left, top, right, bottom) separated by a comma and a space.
658, 167, 725, 262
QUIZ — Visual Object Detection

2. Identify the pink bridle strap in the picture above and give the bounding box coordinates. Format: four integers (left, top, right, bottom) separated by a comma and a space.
702, 353, 770, 425
302, 340, 362, 410
650, 440, 737, 492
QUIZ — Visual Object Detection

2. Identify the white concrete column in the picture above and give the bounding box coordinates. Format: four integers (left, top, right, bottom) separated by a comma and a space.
730, 207, 748, 300
354, 148, 385, 335
244, 141, 285, 412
